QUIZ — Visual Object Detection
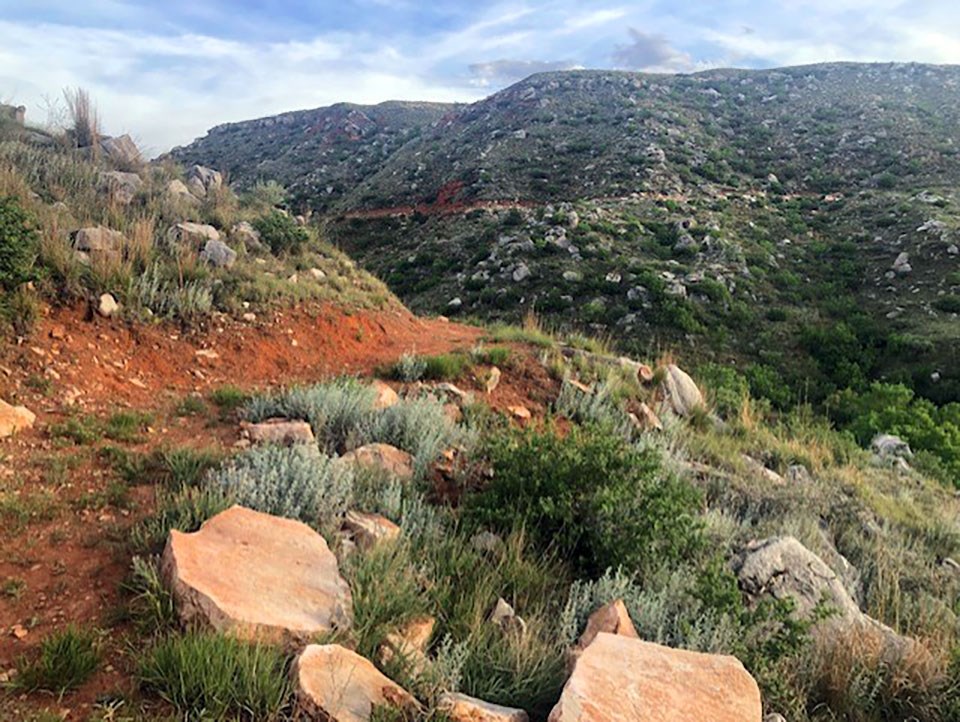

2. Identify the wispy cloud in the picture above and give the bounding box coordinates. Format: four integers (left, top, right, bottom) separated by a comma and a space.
2, 1, 958, 152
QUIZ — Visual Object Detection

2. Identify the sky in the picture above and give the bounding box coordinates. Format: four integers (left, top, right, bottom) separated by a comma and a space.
1, 1, 958, 154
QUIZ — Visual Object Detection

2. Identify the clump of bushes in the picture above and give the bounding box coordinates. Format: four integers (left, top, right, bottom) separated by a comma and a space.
390, 352, 472, 382
468, 422, 703, 577
0, 195, 37, 291
253, 210, 309, 255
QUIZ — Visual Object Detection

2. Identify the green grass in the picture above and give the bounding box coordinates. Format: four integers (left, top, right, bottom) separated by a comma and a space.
124, 556, 177, 636
49, 414, 102, 445
175, 395, 207, 417
209, 385, 251, 419
14, 625, 101, 697
137, 632, 291, 721
2, 577, 26, 599
389, 352, 472, 382
104, 411, 153, 443
485, 322, 556, 348
471, 345, 513, 367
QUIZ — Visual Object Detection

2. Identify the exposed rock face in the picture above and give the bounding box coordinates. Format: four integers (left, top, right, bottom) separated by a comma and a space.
549, 633, 762, 722
371, 380, 400, 410
661, 364, 704, 417
161, 506, 352, 642
293, 644, 417, 722
337, 443, 413, 480
341, 510, 401, 550
199, 239, 237, 268
166, 222, 221, 249
0, 400, 36, 438
438, 693, 529, 722
99, 171, 142, 204
241, 418, 315, 446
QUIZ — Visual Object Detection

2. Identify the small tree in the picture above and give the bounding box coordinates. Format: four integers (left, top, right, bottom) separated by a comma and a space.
252, 211, 309, 256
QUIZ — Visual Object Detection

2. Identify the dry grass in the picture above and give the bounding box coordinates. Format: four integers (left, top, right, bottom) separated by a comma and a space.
63, 87, 100, 155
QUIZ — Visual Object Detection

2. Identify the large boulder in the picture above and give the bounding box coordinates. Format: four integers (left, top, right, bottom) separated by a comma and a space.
100, 134, 142, 167
72, 226, 124, 262
661, 364, 705, 417
166, 222, 221, 249
186, 165, 223, 198
199, 239, 237, 268
293, 644, 417, 722
549, 633, 762, 722
733, 536, 914, 656
0, 400, 36, 438
438, 693, 528, 722
336, 443, 413, 481
99, 171, 142, 205
161, 505, 352, 642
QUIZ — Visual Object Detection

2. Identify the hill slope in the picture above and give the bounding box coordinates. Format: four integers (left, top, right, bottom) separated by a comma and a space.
173, 63, 960, 406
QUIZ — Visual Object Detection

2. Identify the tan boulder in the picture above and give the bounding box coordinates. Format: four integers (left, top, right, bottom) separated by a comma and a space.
371, 380, 400, 410
338, 443, 413, 481
378, 615, 435, 675
631, 403, 663, 432
661, 364, 705, 417
98, 293, 119, 318
241, 418, 315, 446
73, 226, 124, 259
549, 633, 762, 722
482, 366, 502, 394
166, 222, 221, 249
438, 692, 529, 722
161, 506, 352, 642
293, 644, 417, 722
166, 179, 199, 204
341, 510, 401, 550
0, 400, 36, 438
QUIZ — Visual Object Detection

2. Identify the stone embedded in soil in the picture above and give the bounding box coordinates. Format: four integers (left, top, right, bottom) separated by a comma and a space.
161, 505, 352, 642
371, 380, 400, 409
294, 644, 417, 722
241, 418, 316, 446
438, 692, 529, 722
0, 400, 36, 439
378, 615, 435, 676
549, 633, 762, 722
98, 293, 119, 318
336, 443, 414, 480
341, 510, 401, 550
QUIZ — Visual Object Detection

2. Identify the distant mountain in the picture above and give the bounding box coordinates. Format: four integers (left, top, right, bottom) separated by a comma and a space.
174, 63, 960, 405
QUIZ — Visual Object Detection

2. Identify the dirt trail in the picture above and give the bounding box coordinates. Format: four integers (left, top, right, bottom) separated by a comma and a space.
0, 302, 555, 720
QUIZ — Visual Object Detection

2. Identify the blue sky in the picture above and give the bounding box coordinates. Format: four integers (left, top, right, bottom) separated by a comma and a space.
1, 1, 957, 153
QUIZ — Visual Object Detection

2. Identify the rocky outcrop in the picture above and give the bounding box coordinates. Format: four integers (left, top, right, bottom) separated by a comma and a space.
100, 134, 142, 167
99, 171, 142, 204
438, 693, 529, 722
293, 644, 417, 722
661, 364, 705, 417
186, 165, 223, 198
73, 226, 124, 261
161, 506, 352, 642
549, 633, 762, 722
337, 443, 413, 481
0, 400, 36, 438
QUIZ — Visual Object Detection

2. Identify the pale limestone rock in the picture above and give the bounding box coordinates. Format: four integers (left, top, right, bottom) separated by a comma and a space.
438, 693, 529, 722
337, 443, 413, 481
293, 644, 417, 722
0, 400, 36, 438
161, 506, 352, 642
371, 380, 400, 410
341, 510, 401, 551
241, 418, 315, 446
549, 634, 762, 722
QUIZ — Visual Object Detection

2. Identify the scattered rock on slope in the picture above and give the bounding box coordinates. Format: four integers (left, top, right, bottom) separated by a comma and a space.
336, 443, 413, 480
293, 644, 417, 722
549, 633, 762, 722
240, 418, 315, 446
199, 238, 237, 268
161, 505, 352, 642
0, 400, 36, 438
661, 364, 705, 417
166, 221, 221, 249
438, 693, 529, 722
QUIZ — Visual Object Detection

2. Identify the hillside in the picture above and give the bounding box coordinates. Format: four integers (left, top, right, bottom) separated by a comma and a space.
174, 62, 960, 413
3, 84, 960, 722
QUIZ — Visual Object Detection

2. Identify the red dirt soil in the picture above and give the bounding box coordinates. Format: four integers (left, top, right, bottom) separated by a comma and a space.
0, 302, 556, 720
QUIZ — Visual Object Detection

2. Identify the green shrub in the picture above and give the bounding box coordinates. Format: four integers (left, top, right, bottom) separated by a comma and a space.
0, 195, 38, 291
933, 295, 960, 314
390, 353, 471, 382
471, 345, 512, 367
253, 211, 309, 255
175, 395, 206, 417
15, 625, 100, 697
468, 423, 703, 577
138, 632, 291, 721
209, 384, 251, 418
125, 556, 177, 635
